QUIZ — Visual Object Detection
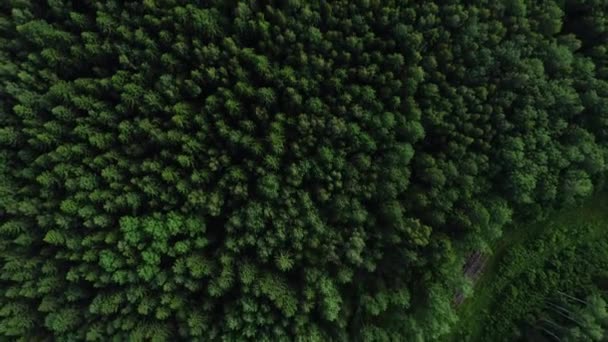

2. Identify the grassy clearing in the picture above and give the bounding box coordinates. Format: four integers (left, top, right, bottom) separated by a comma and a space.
447, 193, 608, 341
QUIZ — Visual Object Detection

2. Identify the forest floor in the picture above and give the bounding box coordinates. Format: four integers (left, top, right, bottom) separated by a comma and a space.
446, 192, 608, 341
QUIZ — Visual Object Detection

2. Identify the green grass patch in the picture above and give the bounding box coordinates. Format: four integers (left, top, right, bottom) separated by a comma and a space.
448, 193, 608, 341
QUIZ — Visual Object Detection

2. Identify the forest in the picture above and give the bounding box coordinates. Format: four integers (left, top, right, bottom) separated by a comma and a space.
1, 0, 607, 341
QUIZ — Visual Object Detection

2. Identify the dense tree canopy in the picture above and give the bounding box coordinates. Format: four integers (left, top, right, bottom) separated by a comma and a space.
1, 0, 608, 340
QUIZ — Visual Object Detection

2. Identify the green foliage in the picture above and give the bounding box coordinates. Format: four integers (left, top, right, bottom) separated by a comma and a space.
454, 195, 608, 341
551, 293, 608, 342
1, 0, 608, 340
